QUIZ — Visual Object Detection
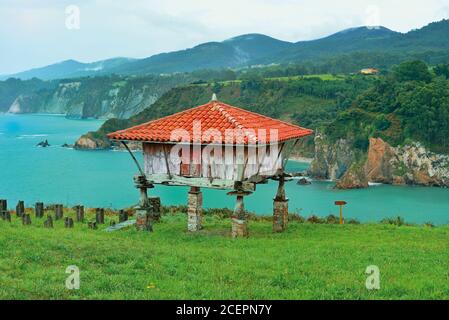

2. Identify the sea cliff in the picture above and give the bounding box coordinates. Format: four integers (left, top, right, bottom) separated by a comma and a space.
309, 135, 449, 188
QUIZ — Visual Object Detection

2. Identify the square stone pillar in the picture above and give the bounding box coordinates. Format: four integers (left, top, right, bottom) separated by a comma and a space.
273, 174, 289, 233
135, 208, 153, 232
188, 187, 202, 232
273, 199, 289, 232
232, 217, 248, 238
134, 175, 154, 232
228, 190, 252, 238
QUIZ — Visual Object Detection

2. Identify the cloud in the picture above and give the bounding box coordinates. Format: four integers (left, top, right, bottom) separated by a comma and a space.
0, 0, 448, 74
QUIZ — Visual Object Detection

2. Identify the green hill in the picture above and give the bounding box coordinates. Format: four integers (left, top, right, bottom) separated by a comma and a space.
1, 211, 449, 299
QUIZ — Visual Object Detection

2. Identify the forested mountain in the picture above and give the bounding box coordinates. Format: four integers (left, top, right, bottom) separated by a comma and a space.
109, 34, 293, 75
3, 20, 449, 80
0, 58, 135, 81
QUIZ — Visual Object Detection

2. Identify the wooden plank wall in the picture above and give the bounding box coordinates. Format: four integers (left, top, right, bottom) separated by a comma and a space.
143, 143, 283, 182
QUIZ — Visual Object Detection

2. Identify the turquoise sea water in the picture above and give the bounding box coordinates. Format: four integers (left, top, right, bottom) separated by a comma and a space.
1, 114, 449, 224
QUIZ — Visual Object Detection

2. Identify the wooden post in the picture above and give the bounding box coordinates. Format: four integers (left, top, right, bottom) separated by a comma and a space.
149, 197, 161, 221
35, 202, 44, 218
88, 221, 98, 230
54, 204, 63, 220
334, 201, 347, 225
227, 190, 252, 238
187, 186, 202, 232
22, 214, 32, 225
0, 199, 7, 212
64, 217, 74, 228
95, 208, 105, 224
273, 174, 289, 233
16, 201, 25, 217
76, 205, 84, 222
119, 210, 128, 223
5, 211, 11, 222
44, 215, 53, 228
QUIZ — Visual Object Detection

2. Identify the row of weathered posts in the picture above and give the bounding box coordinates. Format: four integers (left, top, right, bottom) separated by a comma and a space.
0, 199, 131, 229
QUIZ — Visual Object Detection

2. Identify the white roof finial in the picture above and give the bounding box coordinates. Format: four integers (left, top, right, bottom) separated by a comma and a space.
211, 93, 218, 102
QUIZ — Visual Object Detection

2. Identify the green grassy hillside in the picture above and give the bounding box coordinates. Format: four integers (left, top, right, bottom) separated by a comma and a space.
1, 211, 449, 299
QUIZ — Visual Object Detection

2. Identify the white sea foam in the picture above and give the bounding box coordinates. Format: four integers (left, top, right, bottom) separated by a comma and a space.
19, 134, 49, 138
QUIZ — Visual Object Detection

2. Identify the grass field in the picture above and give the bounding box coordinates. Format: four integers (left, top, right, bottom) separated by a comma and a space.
1, 210, 449, 300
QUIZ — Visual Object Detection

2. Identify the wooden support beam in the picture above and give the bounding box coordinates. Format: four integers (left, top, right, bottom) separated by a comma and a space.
149, 173, 256, 192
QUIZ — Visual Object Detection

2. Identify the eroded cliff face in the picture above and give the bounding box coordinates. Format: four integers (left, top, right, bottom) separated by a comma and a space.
8, 81, 160, 119
365, 138, 449, 187
310, 135, 449, 188
308, 133, 356, 180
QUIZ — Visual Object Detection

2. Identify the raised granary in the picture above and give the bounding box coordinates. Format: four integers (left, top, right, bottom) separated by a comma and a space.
108, 96, 313, 236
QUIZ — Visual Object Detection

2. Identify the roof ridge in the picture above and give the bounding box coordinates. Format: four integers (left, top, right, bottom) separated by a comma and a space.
216, 101, 311, 132
213, 102, 258, 143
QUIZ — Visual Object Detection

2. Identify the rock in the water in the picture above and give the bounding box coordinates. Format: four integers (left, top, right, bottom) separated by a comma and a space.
74, 134, 111, 150
36, 139, 50, 147
61, 143, 74, 148
309, 133, 355, 180
297, 178, 312, 185
365, 138, 449, 187
336, 164, 369, 189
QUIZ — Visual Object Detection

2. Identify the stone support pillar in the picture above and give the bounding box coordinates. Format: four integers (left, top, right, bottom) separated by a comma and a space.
228, 190, 252, 238
187, 186, 202, 232
273, 174, 289, 233
134, 175, 154, 232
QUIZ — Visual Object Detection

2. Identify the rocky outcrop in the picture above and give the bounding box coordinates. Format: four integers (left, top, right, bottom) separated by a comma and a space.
74, 135, 111, 150
309, 133, 356, 180
335, 164, 369, 189
310, 135, 449, 188
364, 138, 449, 187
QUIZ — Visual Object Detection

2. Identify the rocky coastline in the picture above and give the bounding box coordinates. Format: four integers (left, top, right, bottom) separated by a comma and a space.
309, 134, 449, 189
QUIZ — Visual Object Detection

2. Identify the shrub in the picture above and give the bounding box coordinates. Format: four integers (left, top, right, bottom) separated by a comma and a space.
381, 216, 406, 226
306, 215, 325, 224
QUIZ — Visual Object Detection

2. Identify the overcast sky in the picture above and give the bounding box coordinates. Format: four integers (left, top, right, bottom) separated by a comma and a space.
1, 0, 448, 75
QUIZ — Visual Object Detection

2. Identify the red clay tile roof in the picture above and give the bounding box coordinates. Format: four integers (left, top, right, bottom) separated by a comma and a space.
108, 101, 313, 144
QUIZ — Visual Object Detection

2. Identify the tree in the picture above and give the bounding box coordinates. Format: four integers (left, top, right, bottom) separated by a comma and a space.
392, 60, 432, 83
